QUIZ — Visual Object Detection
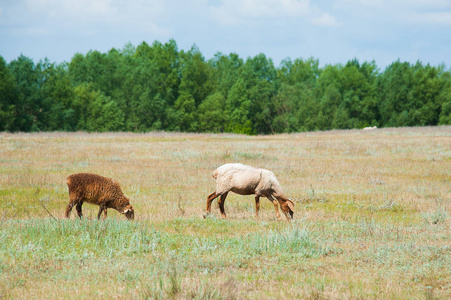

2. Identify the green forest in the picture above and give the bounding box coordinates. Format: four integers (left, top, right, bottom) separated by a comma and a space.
1, 40, 450, 134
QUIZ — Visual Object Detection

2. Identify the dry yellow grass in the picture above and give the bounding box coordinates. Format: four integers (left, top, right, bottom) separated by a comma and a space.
0, 126, 450, 299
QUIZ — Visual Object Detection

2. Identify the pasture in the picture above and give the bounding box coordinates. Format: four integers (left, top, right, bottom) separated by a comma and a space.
0, 127, 450, 299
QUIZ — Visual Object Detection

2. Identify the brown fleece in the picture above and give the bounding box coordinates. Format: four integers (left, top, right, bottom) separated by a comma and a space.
65, 173, 134, 220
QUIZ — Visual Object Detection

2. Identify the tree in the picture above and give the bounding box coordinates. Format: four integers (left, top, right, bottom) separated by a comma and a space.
439, 100, 451, 124
341, 60, 379, 127
438, 69, 451, 125
36, 60, 77, 131
72, 83, 124, 132
7, 55, 43, 131
198, 92, 228, 132
0, 56, 17, 131
272, 83, 303, 133
173, 46, 214, 131
174, 90, 197, 131
2, 41, 450, 133
225, 79, 253, 134
313, 64, 342, 130
87, 94, 125, 132
208, 52, 243, 99
241, 53, 277, 134
278, 57, 320, 87
135, 40, 181, 106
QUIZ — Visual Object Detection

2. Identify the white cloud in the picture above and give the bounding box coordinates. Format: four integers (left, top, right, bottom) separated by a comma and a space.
2, 0, 449, 67
312, 13, 341, 27
410, 11, 451, 25
337, 0, 451, 25
209, 0, 340, 27
341, 0, 449, 8
22, 0, 169, 35
211, 0, 311, 19
26, 0, 116, 19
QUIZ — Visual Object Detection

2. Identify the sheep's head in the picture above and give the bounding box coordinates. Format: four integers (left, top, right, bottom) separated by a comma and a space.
123, 205, 135, 220
282, 199, 294, 220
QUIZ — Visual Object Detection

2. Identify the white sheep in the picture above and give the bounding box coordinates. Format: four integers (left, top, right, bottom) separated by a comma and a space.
363, 126, 377, 130
203, 163, 294, 220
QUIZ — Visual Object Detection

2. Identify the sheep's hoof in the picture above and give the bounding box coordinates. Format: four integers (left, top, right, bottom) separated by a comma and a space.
202, 212, 211, 219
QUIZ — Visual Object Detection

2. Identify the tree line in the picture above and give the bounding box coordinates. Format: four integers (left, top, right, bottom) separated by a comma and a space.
1, 40, 450, 134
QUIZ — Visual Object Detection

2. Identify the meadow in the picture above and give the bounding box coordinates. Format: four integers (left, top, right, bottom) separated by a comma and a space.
0, 127, 450, 299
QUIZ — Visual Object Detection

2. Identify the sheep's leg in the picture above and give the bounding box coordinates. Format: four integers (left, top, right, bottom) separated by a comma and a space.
97, 206, 106, 220
65, 202, 75, 218
217, 192, 228, 219
255, 196, 260, 219
75, 203, 83, 219
65, 193, 79, 218
204, 192, 220, 219
267, 195, 282, 220
97, 206, 108, 220
206, 192, 219, 213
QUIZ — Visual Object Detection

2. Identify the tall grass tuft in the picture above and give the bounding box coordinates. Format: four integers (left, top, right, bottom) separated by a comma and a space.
422, 206, 448, 225
245, 224, 333, 259
0, 219, 158, 260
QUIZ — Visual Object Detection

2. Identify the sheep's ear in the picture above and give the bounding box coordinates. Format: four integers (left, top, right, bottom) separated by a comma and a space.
286, 199, 294, 211
123, 208, 130, 214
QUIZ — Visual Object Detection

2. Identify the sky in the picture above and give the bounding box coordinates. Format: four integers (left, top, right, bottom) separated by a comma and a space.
1, 0, 450, 70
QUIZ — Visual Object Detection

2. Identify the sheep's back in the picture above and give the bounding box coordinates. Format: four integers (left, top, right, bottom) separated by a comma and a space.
215, 165, 261, 195
67, 173, 123, 204
213, 163, 257, 178
256, 169, 283, 196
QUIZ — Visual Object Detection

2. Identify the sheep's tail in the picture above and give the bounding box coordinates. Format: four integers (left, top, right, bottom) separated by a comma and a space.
66, 177, 73, 192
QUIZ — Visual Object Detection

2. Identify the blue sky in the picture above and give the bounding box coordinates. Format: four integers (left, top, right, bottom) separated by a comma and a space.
1, 0, 450, 69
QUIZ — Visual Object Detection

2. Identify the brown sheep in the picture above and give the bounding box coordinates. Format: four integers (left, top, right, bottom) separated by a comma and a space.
65, 173, 134, 220
204, 163, 294, 220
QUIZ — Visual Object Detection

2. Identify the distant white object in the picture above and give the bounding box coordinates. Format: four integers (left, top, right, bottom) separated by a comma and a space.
363, 126, 377, 130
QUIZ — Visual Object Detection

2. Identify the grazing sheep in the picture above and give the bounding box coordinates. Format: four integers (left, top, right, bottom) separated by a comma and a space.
65, 173, 134, 220
363, 126, 377, 130
204, 163, 294, 220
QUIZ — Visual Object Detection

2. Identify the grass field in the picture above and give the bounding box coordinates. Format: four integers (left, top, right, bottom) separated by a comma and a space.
0, 127, 450, 299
